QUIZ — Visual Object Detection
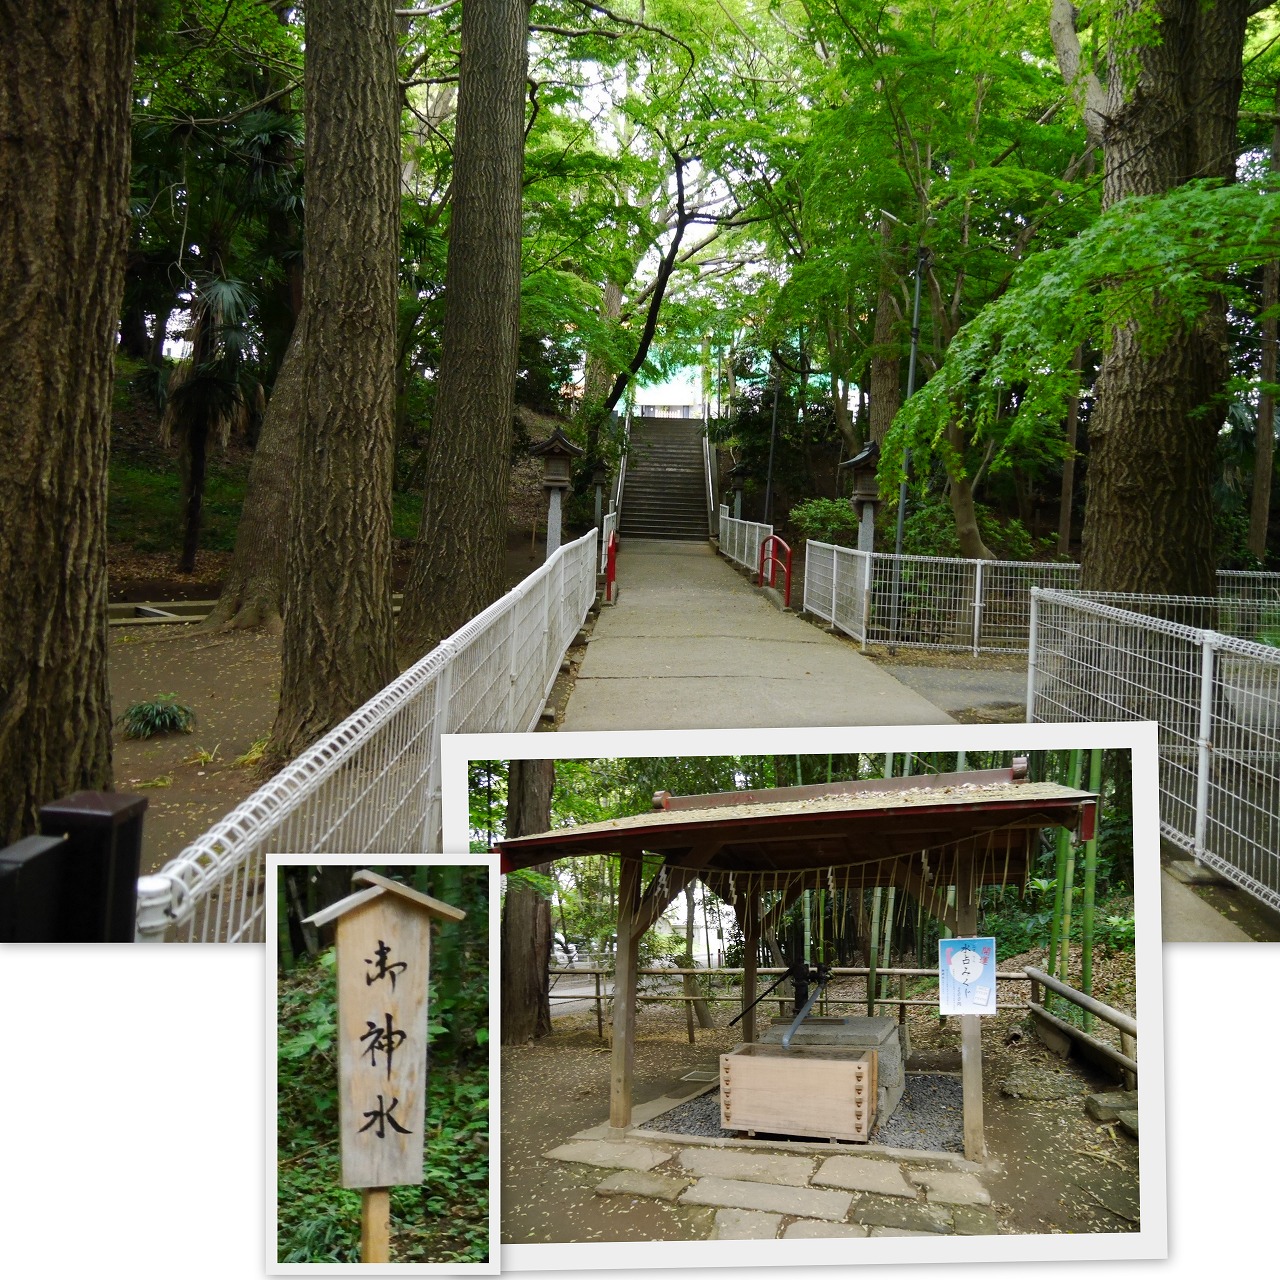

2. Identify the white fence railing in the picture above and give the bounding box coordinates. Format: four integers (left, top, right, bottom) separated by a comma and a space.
136, 530, 600, 943
802, 542, 1081, 652
703, 433, 717, 537
1029, 587, 1280, 911
600, 510, 617, 572
802, 542, 1280, 654
718, 504, 771, 573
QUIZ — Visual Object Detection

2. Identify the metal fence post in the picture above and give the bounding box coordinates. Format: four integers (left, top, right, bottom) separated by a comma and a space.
972, 560, 984, 656
38, 791, 147, 941
1026, 589, 1041, 719
1193, 633, 1217, 865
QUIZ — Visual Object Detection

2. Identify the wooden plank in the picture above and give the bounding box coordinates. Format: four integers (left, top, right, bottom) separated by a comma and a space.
361, 1187, 390, 1263
740, 894, 759, 1044
336, 898, 431, 1188
1029, 1003, 1139, 1079
720, 1044, 875, 1142
609, 855, 641, 1129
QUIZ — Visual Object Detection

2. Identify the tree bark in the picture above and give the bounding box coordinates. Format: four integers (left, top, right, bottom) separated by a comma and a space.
398, 0, 528, 659
0, 0, 135, 844
500, 759, 555, 1044
203, 321, 306, 633
1058, 0, 1250, 594
1249, 83, 1280, 562
869, 218, 902, 447
267, 0, 399, 765
1058, 346, 1084, 555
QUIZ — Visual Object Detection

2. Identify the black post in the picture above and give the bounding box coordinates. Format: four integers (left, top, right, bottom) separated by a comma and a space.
763, 359, 781, 524
0, 836, 70, 941
37, 791, 147, 941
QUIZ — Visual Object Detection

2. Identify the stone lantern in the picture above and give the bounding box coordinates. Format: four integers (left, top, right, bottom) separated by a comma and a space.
591, 458, 609, 532
727, 463, 748, 520
840, 441, 881, 553
530, 428, 583, 556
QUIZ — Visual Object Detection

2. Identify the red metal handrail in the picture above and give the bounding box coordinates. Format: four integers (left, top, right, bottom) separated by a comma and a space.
605, 531, 619, 602
758, 534, 792, 609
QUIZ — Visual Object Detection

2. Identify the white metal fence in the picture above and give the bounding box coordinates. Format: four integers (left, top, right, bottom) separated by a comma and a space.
600, 510, 617, 572
803, 542, 1280, 655
1029, 587, 1280, 911
136, 530, 600, 943
718, 504, 771, 573
802, 541, 1082, 652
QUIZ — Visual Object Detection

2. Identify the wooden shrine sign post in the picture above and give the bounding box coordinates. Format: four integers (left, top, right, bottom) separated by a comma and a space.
303, 871, 466, 1263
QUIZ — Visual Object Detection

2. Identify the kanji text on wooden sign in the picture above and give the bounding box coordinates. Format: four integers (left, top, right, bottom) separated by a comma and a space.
304, 870, 466, 1189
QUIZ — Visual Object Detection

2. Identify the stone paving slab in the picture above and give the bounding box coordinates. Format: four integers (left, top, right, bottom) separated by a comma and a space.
783, 1219, 870, 1239
544, 1139, 672, 1172
813, 1154, 917, 1198
850, 1195, 953, 1235
1086, 1090, 1140, 1122
906, 1168, 992, 1206
677, 1147, 816, 1187
952, 1205, 1001, 1235
712, 1208, 783, 1240
871, 1227, 937, 1237
679, 1176, 853, 1222
594, 1169, 692, 1201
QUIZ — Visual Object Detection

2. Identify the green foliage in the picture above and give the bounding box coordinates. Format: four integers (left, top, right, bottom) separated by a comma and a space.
897, 494, 1046, 561
889, 181, 1280, 489
108, 457, 247, 553
117, 693, 196, 739
789, 497, 861, 547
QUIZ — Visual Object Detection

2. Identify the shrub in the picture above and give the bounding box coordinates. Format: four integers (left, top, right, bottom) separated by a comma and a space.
788, 497, 861, 547
117, 694, 196, 739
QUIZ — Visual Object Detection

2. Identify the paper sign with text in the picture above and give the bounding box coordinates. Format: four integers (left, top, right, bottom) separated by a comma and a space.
938, 936, 997, 1016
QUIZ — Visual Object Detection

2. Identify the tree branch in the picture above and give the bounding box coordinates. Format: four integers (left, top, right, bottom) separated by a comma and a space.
1049, 0, 1106, 147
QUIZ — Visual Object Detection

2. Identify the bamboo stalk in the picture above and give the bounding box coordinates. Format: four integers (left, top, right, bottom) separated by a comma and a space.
1081, 748, 1103, 1028
867, 887, 882, 1016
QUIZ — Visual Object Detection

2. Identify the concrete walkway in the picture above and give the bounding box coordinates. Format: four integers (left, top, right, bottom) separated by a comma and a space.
564, 542, 950, 730
1159, 870, 1252, 942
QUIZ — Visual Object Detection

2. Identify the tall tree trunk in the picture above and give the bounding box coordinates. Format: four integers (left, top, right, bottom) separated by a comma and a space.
500, 759, 555, 1044
1058, 346, 1084, 555
869, 216, 902, 448
0, 0, 135, 844
682, 882, 714, 1030
203, 321, 306, 633
1055, 0, 1250, 595
399, 0, 528, 659
267, 0, 399, 765
1249, 83, 1280, 562
945, 420, 996, 560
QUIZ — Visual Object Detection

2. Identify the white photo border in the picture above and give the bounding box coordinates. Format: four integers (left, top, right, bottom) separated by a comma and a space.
442, 721, 1166, 1271
267, 852, 501, 1275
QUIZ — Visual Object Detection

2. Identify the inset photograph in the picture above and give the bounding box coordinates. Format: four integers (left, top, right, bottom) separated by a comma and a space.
445, 724, 1164, 1268
269, 859, 497, 1272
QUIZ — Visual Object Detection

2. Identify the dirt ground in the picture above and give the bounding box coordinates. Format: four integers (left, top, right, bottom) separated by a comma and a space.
501, 948, 1140, 1245
107, 531, 568, 869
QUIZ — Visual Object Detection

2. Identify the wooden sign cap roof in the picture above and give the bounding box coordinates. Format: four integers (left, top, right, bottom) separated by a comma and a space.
301, 869, 467, 928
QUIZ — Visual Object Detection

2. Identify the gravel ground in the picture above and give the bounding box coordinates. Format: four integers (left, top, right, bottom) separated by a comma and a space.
640, 1073, 964, 1152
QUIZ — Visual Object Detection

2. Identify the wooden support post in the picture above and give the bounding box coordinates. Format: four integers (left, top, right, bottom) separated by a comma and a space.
1120, 1031, 1138, 1092
742, 896, 759, 1044
594, 970, 603, 1039
609, 855, 641, 1129
957, 864, 986, 1162
361, 1187, 391, 1263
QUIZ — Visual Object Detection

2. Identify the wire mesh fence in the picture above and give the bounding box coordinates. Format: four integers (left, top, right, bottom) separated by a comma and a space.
135, 530, 599, 943
1029, 588, 1280, 912
718, 505, 772, 573
802, 542, 1279, 655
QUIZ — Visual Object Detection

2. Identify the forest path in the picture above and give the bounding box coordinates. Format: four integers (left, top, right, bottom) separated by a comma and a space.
562, 541, 951, 730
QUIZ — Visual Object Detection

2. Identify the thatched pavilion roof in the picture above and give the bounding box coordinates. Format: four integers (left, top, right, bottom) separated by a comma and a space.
497, 767, 1097, 900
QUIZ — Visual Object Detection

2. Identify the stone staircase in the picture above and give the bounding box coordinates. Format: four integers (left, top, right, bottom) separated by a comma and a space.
619, 417, 708, 541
